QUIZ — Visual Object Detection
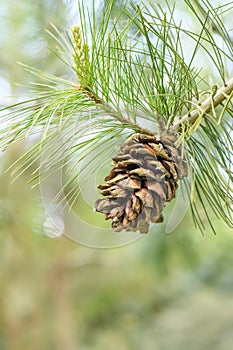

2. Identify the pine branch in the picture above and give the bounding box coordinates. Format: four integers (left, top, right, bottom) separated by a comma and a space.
174, 77, 233, 129
1, 0, 232, 235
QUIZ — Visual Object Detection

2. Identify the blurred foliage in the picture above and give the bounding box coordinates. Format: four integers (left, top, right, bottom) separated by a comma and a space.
0, 0, 70, 94
0, 149, 233, 350
0, 1, 233, 350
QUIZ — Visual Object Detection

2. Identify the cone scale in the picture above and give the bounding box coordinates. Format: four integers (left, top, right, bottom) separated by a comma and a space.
95, 133, 188, 234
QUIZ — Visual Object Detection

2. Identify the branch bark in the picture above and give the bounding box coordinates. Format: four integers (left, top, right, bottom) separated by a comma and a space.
101, 103, 155, 136
173, 77, 233, 130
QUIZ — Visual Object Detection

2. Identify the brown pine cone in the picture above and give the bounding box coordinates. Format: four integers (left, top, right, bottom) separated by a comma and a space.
95, 133, 188, 234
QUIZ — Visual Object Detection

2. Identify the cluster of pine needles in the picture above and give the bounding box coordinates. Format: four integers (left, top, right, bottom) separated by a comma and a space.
0, 0, 232, 234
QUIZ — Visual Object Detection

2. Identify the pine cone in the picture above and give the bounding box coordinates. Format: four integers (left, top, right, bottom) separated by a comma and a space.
95, 133, 188, 234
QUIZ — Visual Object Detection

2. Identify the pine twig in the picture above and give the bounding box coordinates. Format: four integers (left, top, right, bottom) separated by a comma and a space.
85, 77, 233, 137
100, 103, 155, 136
173, 77, 233, 129
73, 84, 155, 136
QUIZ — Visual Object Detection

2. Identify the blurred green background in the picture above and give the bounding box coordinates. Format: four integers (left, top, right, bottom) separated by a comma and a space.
0, 1, 233, 349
